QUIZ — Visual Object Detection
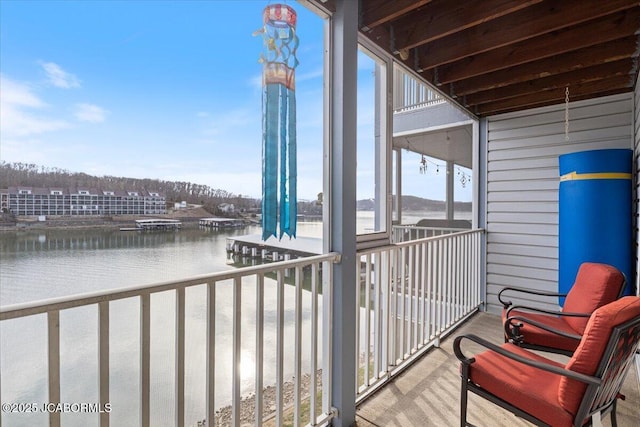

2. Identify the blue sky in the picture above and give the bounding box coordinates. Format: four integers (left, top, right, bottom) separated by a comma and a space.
0, 0, 467, 202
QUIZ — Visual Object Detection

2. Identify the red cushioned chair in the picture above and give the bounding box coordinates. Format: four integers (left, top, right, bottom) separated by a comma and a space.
454, 296, 640, 427
499, 262, 625, 356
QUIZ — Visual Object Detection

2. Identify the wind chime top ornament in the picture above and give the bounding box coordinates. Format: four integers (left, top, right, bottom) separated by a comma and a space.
255, 3, 299, 241
256, 4, 299, 89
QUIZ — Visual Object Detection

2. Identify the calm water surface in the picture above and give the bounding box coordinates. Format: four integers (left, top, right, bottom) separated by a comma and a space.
1, 222, 326, 427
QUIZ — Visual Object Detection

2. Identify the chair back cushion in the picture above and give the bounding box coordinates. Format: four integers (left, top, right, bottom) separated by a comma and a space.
558, 296, 640, 415
562, 263, 624, 334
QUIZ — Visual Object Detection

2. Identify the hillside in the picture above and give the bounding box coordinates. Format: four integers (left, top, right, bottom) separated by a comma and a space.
357, 195, 471, 212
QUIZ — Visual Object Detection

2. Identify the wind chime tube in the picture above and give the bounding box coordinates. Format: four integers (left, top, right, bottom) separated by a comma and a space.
256, 3, 299, 241
262, 83, 279, 240
287, 86, 297, 238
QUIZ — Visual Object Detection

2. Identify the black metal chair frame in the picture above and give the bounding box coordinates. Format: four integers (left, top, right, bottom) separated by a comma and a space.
454, 315, 640, 427
499, 277, 627, 356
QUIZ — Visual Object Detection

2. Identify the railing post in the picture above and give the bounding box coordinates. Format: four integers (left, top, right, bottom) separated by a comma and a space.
325, 0, 358, 424
48, 310, 61, 427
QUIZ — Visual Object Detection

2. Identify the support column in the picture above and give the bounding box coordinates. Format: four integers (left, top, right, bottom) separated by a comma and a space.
446, 161, 455, 221
395, 148, 402, 224
324, 1, 358, 425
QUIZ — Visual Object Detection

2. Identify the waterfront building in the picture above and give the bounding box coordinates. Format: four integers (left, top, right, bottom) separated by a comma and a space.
0, 187, 166, 216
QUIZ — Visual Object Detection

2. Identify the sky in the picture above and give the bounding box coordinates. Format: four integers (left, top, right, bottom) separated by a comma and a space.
0, 0, 469, 202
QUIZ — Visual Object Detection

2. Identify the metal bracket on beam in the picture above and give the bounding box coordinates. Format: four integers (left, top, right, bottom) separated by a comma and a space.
433, 67, 440, 86
389, 25, 399, 55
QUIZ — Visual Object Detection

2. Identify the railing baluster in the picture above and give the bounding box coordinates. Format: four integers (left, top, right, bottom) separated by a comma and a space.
294, 266, 303, 427
206, 282, 216, 427
373, 252, 382, 378
255, 273, 264, 426
364, 254, 371, 386
48, 310, 61, 427
140, 293, 150, 427
310, 263, 318, 426
407, 245, 414, 354
389, 248, 397, 365
232, 277, 242, 427
420, 241, 427, 346
175, 287, 185, 427
276, 270, 284, 426
98, 301, 110, 427
399, 246, 406, 358
355, 256, 361, 393
322, 260, 333, 417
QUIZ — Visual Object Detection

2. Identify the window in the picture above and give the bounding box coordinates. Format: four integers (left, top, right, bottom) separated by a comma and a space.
356, 44, 390, 242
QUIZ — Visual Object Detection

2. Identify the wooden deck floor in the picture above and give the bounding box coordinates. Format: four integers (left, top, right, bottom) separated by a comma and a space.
356, 312, 640, 427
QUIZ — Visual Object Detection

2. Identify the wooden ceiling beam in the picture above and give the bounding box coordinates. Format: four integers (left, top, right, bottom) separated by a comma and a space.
475, 75, 635, 115
415, 0, 638, 71
464, 60, 634, 107
451, 37, 639, 97
392, 0, 542, 51
433, 9, 640, 85
360, 0, 432, 31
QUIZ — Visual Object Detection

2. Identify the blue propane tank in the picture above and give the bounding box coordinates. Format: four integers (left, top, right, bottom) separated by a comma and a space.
558, 149, 633, 306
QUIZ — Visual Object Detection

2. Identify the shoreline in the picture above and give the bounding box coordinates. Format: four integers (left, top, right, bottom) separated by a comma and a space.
0, 207, 258, 232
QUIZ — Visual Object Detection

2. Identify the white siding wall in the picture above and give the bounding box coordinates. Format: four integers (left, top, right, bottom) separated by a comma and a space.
485, 93, 634, 314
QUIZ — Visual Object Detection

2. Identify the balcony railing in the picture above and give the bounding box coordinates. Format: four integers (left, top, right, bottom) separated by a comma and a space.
393, 66, 445, 113
355, 229, 483, 401
392, 225, 468, 243
0, 253, 340, 427
0, 230, 483, 427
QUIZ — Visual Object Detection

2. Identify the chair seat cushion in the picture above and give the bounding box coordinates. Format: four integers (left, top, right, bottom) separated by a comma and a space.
469, 343, 574, 427
502, 309, 581, 353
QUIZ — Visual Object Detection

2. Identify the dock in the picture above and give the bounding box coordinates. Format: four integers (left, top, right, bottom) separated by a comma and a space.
199, 217, 246, 229
134, 219, 182, 231
226, 234, 322, 261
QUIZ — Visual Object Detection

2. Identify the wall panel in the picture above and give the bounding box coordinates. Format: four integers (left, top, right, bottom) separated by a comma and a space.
485, 93, 633, 314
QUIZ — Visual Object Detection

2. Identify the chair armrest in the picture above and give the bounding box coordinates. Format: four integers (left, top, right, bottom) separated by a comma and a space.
504, 304, 591, 320
505, 315, 582, 343
453, 334, 600, 386
498, 287, 568, 309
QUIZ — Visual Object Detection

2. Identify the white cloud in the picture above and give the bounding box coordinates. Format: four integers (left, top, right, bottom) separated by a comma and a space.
0, 75, 71, 138
74, 103, 108, 123
40, 61, 81, 88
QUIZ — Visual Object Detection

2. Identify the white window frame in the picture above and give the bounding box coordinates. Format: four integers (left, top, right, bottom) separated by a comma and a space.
355, 37, 393, 249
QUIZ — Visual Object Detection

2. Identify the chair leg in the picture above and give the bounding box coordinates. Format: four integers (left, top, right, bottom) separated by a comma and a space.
460, 365, 469, 427
610, 399, 618, 427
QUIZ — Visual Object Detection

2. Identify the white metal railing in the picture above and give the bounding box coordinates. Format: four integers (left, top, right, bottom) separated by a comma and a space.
392, 225, 468, 243
0, 252, 340, 427
393, 66, 445, 113
355, 229, 483, 401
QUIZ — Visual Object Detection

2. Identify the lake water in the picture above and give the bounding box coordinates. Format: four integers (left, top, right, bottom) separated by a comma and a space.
0, 211, 453, 426
0, 222, 330, 427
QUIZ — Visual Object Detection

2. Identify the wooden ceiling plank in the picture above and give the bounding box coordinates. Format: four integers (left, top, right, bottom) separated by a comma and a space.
415, 0, 638, 71
464, 60, 634, 106
393, 0, 542, 50
361, 0, 432, 30
452, 37, 639, 96
475, 75, 634, 115
478, 88, 630, 116
433, 10, 640, 85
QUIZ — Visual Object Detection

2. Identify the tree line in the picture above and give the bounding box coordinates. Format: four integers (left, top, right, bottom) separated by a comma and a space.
0, 161, 258, 214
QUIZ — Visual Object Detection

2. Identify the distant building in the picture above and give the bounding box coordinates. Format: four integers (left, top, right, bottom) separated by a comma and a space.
0, 187, 166, 216
217, 203, 235, 213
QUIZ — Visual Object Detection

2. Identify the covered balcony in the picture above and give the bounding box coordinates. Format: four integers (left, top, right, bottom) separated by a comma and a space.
1, 1, 639, 427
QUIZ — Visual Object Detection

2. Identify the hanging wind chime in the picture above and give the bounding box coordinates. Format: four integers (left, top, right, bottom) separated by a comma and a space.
255, 3, 299, 241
